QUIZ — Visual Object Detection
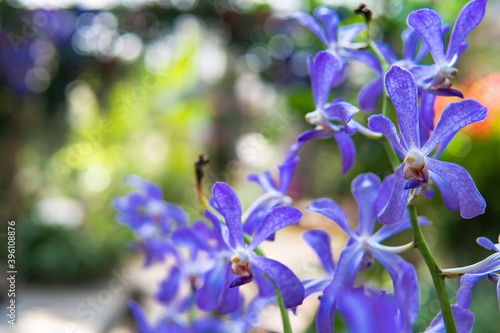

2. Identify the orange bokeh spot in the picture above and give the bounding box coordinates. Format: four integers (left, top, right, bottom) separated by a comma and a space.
434, 74, 500, 139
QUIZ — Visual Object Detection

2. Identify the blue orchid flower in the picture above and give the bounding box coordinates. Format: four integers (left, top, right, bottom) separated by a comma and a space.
295, 6, 383, 112
307, 173, 430, 333
113, 175, 188, 266
368, 66, 487, 225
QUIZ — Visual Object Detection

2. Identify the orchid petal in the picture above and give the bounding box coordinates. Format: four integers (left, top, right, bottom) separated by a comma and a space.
372, 250, 420, 325
278, 157, 299, 194
250, 254, 305, 308
368, 114, 407, 158
298, 128, 335, 143
420, 91, 437, 131
402, 27, 421, 61
421, 99, 487, 155
375, 174, 394, 214
247, 171, 277, 193
197, 262, 226, 311
334, 131, 356, 174
425, 305, 474, 333
477, 237, 498, 251
407, 8, 446, 65
373, 215, 431, 242
248, 206, 303, 251
302, 229, 335, 274
348, 49, 383, 74
358, 77, 384, 112
446, 0, 487, 65
351, 173, 381, 236
316, 295, 336, 333
128, 301, 153, 333
307, 197, 355, 238
374, 40, 399, 64
378, 164, 410, 225
156, 266, 182, 305
314, 6, 339, 44
323, 101, 359, 123
218, 261, 239, 314
309, 51, 340, 107
426, 158, 486, 219
212, 182, 244, 248
429, 171, 460, 211
295, 12, 327, 45
385, 66, 420, 149
338, 23, 366, 43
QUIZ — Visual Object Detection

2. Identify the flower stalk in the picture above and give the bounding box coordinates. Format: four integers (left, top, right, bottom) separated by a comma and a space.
408, 203, 457, 333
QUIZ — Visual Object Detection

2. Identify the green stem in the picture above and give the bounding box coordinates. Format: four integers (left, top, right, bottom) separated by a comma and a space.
408, 203, 457, 333
266, 274, 293, 333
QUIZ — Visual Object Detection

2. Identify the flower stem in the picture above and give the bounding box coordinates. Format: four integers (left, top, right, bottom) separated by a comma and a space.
407, 203, 457, 333
266, 273, 293, 333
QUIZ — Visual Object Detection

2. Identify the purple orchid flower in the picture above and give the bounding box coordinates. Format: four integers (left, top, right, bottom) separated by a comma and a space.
295, 6, 383, 112
204, 182, 304, 314
291, 51, 359, 173
307, 172, 429, 333
368, 66, 487, 225
406, 0, 487, 95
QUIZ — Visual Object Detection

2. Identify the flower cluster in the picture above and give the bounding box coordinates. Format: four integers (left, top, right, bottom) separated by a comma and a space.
114, 1, 499, 332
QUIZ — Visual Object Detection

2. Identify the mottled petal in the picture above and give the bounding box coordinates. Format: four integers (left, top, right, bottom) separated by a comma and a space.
446, 0, 487, 65
295, 12, 327, 45
314, 6, 339, 44
425, 305, 474, 333
212, 182, 244, 248
351, 173, 381, 236
338, 23, 366, 43
429, 171, 460, 211
421, 99, 487, 155
218, 261, 240, 314
385, 66, 420, 149
407, 8, 446, 65
309, 51, 340, 107
378, 164, 410, 225
334, 131, 356, 174
307, 198, 355, 238
426, 158, 486, 219
358, 77, 384, 112
250, 254, 305, 308
302, 229, 335, 274
368, 115, 407, 159
248, 206, 303, 251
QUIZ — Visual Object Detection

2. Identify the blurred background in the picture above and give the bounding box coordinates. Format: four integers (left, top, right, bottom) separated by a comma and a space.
0, 0, 499, 332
